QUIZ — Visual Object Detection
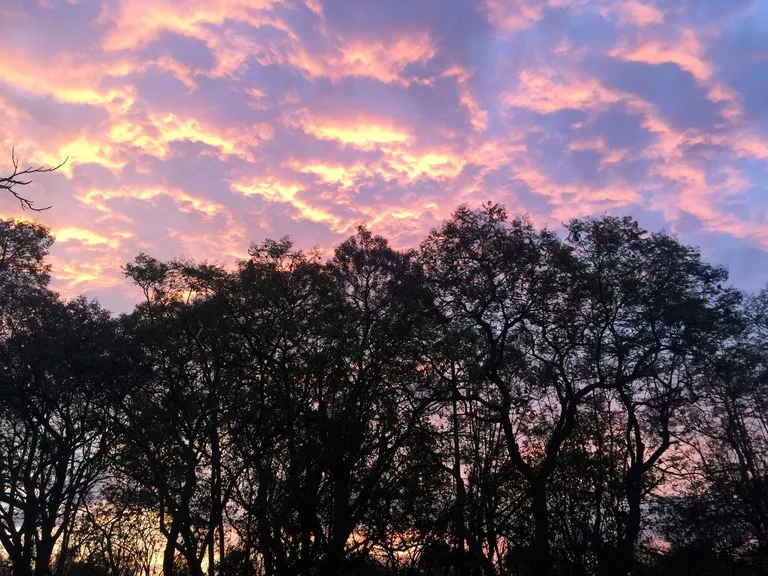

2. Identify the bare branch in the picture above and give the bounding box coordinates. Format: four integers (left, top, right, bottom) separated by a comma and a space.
0, 147, 68, 211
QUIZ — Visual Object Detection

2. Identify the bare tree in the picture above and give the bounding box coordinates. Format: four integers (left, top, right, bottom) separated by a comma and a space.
1, 149, 67, 212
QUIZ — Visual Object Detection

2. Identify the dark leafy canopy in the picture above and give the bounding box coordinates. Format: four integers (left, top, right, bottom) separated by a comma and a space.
0, 224, 117, 576
0, 219, 54, 285
418, 205, 741, 575
0, 205, 764, 576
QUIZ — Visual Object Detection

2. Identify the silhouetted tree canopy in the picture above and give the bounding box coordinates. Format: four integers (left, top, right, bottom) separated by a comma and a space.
0, 204, 766, 576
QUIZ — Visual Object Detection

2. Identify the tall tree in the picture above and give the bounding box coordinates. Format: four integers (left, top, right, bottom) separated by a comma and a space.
564, 216, 741, 575
0, 219, 54, 290
223, 229, 443, 575
667, 289, 768, 573
421, 205, 739, 575
0, 285, 117, 576
0, 219, 117, 576
421, 204, 588, 575
116, 255, 239, 576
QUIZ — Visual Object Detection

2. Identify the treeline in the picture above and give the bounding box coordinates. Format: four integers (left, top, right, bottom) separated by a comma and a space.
0, 204, 767, 576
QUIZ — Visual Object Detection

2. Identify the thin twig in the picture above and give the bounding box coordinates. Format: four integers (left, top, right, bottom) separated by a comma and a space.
0, 147, 68, 211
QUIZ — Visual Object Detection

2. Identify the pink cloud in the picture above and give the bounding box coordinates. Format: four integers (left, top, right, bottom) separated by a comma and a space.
1, 0, 767, 310
613, 0, 665, 26
610, 29, 712, 82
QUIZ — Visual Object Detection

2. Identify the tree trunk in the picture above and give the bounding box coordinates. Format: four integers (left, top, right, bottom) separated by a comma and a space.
219, 519, 226, 576
452, 391, 468, 576
183, 547, 206, 576
34, 531, 55, 576
209, 415, 222, 576
8, 550, 33, 576
12, 564, 33, 576
208, 529, 215, 576
162, 518, 180, 576
531, 481, 552, 576
616, 468, 642, 576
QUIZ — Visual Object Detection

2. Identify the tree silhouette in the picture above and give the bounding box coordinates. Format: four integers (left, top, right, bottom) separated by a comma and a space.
0, 223, 117, 576
0, 203, 766, 576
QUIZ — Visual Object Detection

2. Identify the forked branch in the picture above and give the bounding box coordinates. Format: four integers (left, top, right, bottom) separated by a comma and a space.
1, 147, 68, 211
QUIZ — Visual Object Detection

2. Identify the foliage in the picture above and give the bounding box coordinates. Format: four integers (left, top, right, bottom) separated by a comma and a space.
0, 205, 765, 576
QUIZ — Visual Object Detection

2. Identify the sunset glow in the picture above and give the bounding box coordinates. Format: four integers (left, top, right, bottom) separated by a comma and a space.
1, 0, 767, 311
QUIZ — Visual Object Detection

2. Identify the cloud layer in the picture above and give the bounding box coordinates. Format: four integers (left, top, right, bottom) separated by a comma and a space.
1, 0, 767, 311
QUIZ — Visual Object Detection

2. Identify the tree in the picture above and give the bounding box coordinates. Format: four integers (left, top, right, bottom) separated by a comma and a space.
562, 215, 741, 575
115, 256, 239, 576
425, 329, 529, 576
0, 291, 118, 576
221, 229, 444, 575
214, 238, 338, 576
665, 288, 768, 573
0, 219, 118, 576
421, 204, 589, 575
0, 219, 54, 285
420, 205, 740, 575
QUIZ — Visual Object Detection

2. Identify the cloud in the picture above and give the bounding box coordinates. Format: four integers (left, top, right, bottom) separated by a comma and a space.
299, 117, 411, 149
100, 0, 283, 52
0, 0, 766, 312
502, 68, 625, 115
291, 32, 438, 85
482, 0, 542, 32
617, 1, 665, 26
609, 29, 711, 82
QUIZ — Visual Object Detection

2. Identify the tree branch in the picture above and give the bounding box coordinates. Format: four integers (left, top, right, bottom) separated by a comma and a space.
1, 147, 67, 211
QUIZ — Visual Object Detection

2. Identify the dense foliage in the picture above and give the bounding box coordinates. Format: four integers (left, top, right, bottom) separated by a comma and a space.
1, 205, 766, 576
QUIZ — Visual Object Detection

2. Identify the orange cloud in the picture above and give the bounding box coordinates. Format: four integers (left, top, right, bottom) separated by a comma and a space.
109, 113, 272, 161
76, 187, 230, 220
0, 48, 135, 108
384, 150, 467, 181
1, 135, 125, 181
54, 227, 133, 249
291, 161, 374, 190
299, 116, 411, 149
229, 178, 345, 230
444, 66, 488, 132
165, 225, 250, 264
101, 0, 283, 51
569, 137, 628, 166
734, 136, 768, 160
288, 32, 437, 85
510, 160, 643, 220
708, 82, 742, 121
51, 255, 127, 295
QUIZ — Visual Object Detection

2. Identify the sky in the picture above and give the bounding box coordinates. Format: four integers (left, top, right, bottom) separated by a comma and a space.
1, 0, 767, 313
